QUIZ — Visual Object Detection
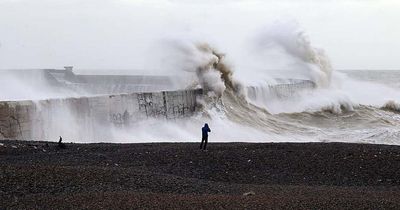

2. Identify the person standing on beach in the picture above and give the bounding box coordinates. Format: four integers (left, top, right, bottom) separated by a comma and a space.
200, 123, 211, 150
58, 136, 66, 149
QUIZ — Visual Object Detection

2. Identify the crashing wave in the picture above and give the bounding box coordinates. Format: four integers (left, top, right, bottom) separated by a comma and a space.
257, 22, 333, 88
193, 43, 244, 97
382, 100, 400, 113
319, 102, 355, 114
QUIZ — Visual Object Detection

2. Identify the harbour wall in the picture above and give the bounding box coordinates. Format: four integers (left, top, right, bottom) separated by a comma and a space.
247, 80, 316, 100
0, 89, 202, 141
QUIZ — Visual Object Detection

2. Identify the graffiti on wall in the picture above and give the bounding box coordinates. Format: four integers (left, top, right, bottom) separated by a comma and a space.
137, 93, 167, 118
108, 90, 199, 125
168, 104, 192, 118
109, 110, 130, 125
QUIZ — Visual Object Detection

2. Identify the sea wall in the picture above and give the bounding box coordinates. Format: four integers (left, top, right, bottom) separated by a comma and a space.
247, 80, 316, 100
0, 89, 203, 141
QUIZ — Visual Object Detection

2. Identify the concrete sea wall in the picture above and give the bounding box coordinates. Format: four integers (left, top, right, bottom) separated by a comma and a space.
0, 89, 202, 141
247, 80, 316, 100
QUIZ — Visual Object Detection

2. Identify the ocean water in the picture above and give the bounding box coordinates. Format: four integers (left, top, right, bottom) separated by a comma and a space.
236, 70, 400, 145
343, 70, 400, 89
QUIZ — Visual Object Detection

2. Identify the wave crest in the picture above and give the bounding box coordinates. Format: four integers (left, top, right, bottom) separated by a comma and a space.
382, 100, 400, 113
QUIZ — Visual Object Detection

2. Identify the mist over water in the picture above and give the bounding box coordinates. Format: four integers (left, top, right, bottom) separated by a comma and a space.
0, 70, 79, 101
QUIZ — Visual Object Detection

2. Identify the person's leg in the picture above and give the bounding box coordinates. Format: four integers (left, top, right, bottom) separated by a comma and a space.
204, 136, 208, 150
200, 137, 204, 149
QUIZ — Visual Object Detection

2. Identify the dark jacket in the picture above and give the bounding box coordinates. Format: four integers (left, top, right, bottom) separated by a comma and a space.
202, 124, 211, 138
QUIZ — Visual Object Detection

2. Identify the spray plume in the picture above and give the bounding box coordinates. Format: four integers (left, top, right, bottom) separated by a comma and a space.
258, 22, 333, 88
193, 43, 243, 97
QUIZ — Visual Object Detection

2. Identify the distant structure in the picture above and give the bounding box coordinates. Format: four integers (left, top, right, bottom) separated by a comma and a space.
247, 79, 316, 99
1, 68, 316, 97
64, 66, 73, 71
1, 67, 175, 94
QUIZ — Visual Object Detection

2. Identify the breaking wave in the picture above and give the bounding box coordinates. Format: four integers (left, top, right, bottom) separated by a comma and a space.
179, 35, 400, 145
256, 21, 333, 88
382, 100, 400, 113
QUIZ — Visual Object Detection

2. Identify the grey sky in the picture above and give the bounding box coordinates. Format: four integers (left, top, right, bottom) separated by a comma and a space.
0, 0, 399, 70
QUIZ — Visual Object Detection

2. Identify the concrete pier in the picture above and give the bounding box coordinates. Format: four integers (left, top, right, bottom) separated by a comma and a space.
0, 89, 202, 141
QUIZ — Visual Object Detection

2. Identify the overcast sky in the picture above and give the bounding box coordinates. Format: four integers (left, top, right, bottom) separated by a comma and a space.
0, 0, 399, 70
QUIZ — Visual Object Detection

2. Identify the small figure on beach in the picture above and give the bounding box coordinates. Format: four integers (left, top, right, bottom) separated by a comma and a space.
200, 123, 211, 150
58, 136, 66, 149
